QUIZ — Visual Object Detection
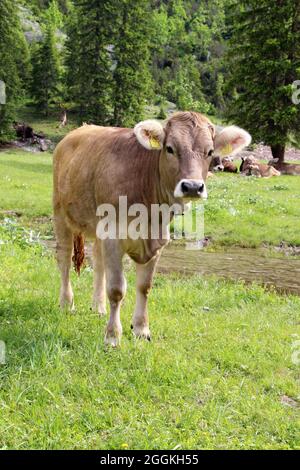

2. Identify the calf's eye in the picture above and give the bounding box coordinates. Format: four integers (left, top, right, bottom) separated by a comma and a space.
166, 146, 174, 154
207, 149, 214, 157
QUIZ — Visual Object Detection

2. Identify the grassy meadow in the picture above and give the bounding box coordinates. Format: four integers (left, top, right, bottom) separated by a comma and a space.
1, 148, 300, 247
0, 148, 300, 449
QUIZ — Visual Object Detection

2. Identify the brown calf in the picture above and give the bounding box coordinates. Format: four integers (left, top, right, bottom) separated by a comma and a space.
240, 156, 280, 178
209, 155, 224, 172
222, 156, 238, 173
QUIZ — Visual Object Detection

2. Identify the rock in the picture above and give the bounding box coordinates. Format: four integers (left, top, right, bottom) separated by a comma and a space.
39, 139, 48, 152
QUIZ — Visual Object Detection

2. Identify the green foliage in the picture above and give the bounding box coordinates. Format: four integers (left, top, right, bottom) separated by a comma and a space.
65, 0, 154, 126
30, 20, 61, 115
65, 0, 114, 124
64, 0, 228, 125
112, 0, 153, 127
226, 1, 300, 158
0, 0, 28, 141
150, 0, 227, 115
42, 0, 64, 29
157, 106, 167, 120
22, 0, 70, 15
19, 0, 231, 127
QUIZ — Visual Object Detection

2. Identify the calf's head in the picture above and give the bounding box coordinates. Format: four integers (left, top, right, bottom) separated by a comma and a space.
134, 112, 251, 200
210, 155, 224, 172
240, 155, 258, 174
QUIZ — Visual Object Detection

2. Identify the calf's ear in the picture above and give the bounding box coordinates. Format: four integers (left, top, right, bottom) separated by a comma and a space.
134, 120, 165, 150
214, 126, 251, 157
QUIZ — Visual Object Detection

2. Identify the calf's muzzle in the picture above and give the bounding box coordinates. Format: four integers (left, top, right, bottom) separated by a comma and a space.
174, 179, 207, 199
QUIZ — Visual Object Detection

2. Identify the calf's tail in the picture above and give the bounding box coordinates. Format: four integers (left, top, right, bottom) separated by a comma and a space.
72, 233, 85, 275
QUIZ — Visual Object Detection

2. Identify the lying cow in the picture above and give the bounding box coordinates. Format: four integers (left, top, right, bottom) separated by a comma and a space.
209, 155, 224, 172
240, 156, 280, 178
222, 156, 238, 173
268, 158, 300, 175
53, 112, 251, 346
209, 155, 238, 174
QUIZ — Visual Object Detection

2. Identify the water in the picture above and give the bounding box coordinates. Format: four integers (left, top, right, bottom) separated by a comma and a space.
158, 244, 300, 295
45, 240, 300, 295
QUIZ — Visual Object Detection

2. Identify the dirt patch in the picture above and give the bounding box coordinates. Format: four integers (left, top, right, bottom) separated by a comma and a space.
280, 395, 299, 408
0, 210, 23, 218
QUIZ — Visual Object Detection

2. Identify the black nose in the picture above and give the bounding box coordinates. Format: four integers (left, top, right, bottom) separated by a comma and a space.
181, 181, 204, 197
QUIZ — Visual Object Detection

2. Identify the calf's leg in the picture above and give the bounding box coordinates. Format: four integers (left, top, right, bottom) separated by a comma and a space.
132, 253, 160, 340
54, 213, 74, 311
92, 239, 106, 315
103, 240, 126, 347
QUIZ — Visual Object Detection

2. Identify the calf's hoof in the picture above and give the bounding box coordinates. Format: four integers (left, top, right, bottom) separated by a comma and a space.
104, 327, 122, 347
91, 300, 107, 317
60, 297, 75, 313
132, 324, 151, 341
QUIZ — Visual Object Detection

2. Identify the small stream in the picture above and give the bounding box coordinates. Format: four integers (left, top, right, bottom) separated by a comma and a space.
158, 244, 300, 295
44, 240, 300, 295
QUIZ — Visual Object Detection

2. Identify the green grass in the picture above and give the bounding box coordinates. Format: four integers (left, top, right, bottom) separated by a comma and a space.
0, 233, 299, 449
205, 171, 300, 247
0, 148, 300, 449
1, 149, 300, 247
0, 149, 53, 236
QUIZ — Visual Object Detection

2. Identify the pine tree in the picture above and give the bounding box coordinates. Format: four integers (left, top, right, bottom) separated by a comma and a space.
27, 0, 70, 15
0, 0, 25, 140
112, 0, 153, 127
43, 0, 64, 29
65, 0, 114, 124
30, 1, 63, 117
150, 0, 226, 115
226, 0, 300, 161
30, 20, 61, 115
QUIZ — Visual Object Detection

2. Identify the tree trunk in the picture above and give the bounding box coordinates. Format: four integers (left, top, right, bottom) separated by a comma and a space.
59, 109, 67, 127
271, 144, 285, 163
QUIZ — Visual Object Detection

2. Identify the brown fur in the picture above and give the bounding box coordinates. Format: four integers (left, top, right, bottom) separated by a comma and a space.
53, 112, 251, 345
268, 159, 300, 175
240, 156, 280, 178
72, 233, 85, 275
222, 157, 238, 173
165, 111, 215, 136
209, 155, 223, 172
53, 115, 215, 261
